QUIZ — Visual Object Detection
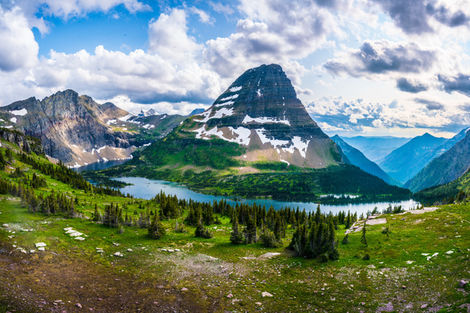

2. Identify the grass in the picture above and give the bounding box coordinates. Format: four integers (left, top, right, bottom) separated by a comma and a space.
1, 196, 468, 312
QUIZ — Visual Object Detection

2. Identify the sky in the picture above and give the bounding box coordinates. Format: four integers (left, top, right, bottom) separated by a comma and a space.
1, 0, 470, 138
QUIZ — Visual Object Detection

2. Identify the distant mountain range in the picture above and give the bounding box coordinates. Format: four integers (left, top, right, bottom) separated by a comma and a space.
0, 90, 184, 167
341, 136, 410, 163
378, 133, 447, 184
406, 129, 470, 192
332, 135, 397, 186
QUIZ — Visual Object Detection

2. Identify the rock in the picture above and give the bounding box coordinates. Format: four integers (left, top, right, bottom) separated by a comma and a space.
181, 287, 188, 292
255, 302, 262, 306
366, 218, 387, 225
75, 237, 85, 241
446, 250, 454, 255
401, 285, 407, 289
406, 260, 414, 264
35, 242, 47, 248
37, 247, 45, 251
75, 303, 82, 309
420, 304, 428, 309
367, 264, 376, 269
242, 256, 257, 260
227, 294, 233, 298
458, 279, 468, 288
113, 252, 123, 257
261, 291, 273, 298
127, 248, 133, 252
258, 252, 281, 259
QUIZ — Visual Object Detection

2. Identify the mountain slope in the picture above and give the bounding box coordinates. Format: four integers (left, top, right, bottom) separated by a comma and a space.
105, 64, 410, 202
332, 135, 397, 185
378, 133, 447, 184
341, 136, 410, 163
413, 169, 470, 204
189, 64, 344, 168
406, 129, 470, 192
0, 90, 184, 167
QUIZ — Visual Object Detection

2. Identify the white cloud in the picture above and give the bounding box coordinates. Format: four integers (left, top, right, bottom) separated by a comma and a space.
100, 94, 209, 115
203, 0, 343, 85
1, 0, 150, 34
188, 6, 214, 24
0, 8, 224, 110
0, 7, 38, 72
148, 9, 201, 62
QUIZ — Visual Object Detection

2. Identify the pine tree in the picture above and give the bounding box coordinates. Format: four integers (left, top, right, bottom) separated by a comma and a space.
195, 220, 212, 238
244, 215, 257, 244
361, 221, 367, 246
148, 210, 165, 239
230, 215, 244, 244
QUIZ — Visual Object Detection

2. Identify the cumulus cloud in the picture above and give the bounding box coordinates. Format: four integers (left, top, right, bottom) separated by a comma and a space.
0, 7, 38, 72
415, 98, 445, 110
148, 9, 201, 62
396, 78, 428, 93
1, 0, 151, 34
204, 0, 343, 84
370, 0, 470, 34
438, 73, 470, 97
35, 0, 150, 18
188, 6, 213, 24
308, 96, 458, 135
0, 7, 224, 108
324, 41, 436, 77
209, 2, 234, 16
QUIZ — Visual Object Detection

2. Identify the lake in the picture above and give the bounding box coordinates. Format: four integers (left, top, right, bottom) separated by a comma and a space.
115, 176, 420, 215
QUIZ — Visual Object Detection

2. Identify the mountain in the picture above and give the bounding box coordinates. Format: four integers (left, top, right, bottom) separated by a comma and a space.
108, 64, 410, 202
406, 129, 470, 192
332, 135, 397, 185
378, 133, 447, 184
413, 168, 470, 205
341, 136, 410, 163
0, 90, 184, 167
189, 64, 344, 168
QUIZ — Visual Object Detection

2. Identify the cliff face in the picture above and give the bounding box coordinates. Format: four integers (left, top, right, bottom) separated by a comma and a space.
188, 64, 344, 168
0, 90, 133, 166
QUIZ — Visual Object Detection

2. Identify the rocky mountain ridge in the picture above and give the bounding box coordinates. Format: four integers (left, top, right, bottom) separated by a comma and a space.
188, 64, 344, 168
0, 90, 184, 167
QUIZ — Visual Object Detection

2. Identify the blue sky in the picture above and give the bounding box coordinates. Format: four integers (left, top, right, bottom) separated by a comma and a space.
1, 0, 470, 138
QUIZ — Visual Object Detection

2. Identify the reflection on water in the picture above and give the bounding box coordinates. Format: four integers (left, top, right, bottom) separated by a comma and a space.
115, 176, 420, 215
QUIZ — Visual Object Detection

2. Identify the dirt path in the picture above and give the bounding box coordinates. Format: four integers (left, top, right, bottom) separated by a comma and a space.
0, 243, 206, 313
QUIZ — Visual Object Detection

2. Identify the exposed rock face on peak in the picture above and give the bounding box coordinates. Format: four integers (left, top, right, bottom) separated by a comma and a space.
189, 64, 343, 168
0, 89, 134, 167
0, 89, 187, 167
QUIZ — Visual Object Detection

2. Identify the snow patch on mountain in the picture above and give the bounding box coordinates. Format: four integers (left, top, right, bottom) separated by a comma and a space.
284, 136, 310, 158
229, 86, 242, 92
194, 125, 252, 146
242, 115, 291, 126
10, 117, 17, 123
213, 107, 234, 118
220, 94, 239, 102
215, 100, 234, 107
255, 129, 289, 147
118, 114, 134, 122
10, 109, 27, 116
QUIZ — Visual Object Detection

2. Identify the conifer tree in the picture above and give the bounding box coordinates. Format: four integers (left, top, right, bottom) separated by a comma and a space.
148, 210, 165, 239
230, 215, 244, 244
361, 221, 367, 246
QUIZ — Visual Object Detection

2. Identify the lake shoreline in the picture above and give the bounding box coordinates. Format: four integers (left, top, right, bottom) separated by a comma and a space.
114, 176, 420, 215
